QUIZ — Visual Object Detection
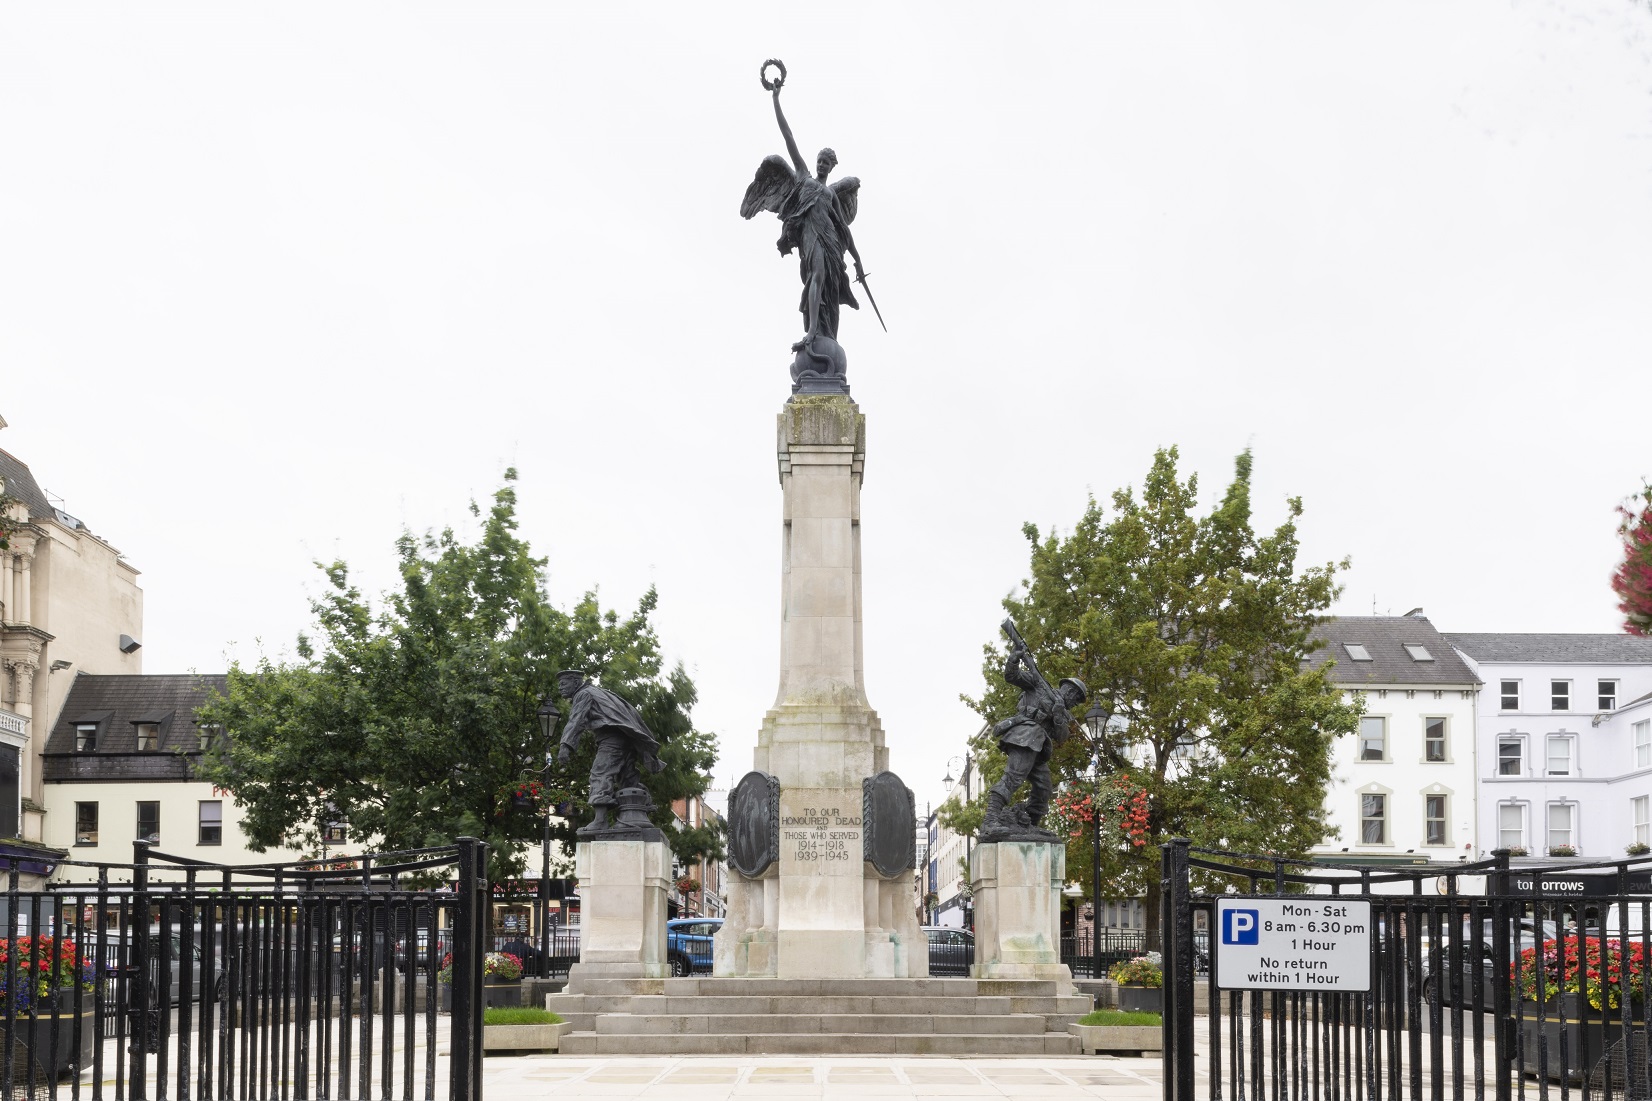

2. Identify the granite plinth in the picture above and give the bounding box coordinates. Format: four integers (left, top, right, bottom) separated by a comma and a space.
573, 838, 670, 981
971, 840, 1073, 985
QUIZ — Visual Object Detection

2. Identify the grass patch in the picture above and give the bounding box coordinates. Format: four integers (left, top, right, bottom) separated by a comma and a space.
483, 1007, 563, 1026
1078, 1009, 1162, 1027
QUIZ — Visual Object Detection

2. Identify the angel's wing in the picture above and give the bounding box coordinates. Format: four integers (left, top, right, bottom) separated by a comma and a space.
741, 154, 797, 219
830, 176, 860, 225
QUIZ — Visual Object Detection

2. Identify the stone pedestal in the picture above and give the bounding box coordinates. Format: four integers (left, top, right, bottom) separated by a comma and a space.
567, 838, 670, 982
970, 840, 1072, 984
714, 395, 925, 980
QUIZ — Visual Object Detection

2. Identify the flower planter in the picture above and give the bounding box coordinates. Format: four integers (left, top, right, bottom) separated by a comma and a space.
0, 996, 99, 1081
1116, 985, 1163, 1014
1517, 994, 1647, 1082
482, 1020, 571, 1055
1069, 1022, 1162, 1056
483, 980, 521, 1009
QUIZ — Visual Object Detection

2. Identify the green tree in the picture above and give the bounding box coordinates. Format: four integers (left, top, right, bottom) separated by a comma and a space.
947, 448, 1361, 936
198, 471, 722, 880
1613, 480, 1652, 636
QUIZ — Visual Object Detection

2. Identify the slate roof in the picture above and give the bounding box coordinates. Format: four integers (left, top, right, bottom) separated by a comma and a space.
1443, 634, 1652, 665
1306, 616, 1480, 686
45, 674, 227, 756
0, 448, 51, 520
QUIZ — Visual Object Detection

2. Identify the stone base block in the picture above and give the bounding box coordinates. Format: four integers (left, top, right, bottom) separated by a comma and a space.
575, 838, 671, 980
971, 840, 1072, 987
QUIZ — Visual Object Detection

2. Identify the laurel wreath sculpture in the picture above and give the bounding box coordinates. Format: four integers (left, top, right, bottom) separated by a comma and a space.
760, 58, 787, 92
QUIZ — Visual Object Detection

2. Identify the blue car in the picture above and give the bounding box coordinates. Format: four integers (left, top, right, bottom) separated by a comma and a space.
665, 917, 722, 976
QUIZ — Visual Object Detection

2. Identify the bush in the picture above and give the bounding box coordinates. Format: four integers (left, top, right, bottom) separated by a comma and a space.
1549, 844, 1579, 857
1078, 1009, 1161, 1026
483, 1007, 563, 1026
1108, 952, 1163, 988
1628, 842, 1650, 856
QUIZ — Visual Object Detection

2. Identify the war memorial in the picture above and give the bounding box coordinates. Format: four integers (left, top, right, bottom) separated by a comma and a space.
543, 61, 1089, 1055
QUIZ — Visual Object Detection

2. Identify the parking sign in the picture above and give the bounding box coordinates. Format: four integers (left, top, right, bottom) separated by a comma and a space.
1214, 898, 1371, 991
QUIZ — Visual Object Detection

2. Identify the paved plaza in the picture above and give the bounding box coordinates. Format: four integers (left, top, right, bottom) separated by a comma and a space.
482, 1053, 1169, 1099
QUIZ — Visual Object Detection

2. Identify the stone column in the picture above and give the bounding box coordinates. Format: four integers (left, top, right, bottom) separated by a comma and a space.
715, 395, 925, 980
13, 553, 30, 626
970, 840, 1072, 984
567, 838, 670, 982
1, 554, 12, 622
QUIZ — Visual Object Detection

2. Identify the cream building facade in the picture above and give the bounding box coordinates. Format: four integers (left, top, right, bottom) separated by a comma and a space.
1, 425, 144, 866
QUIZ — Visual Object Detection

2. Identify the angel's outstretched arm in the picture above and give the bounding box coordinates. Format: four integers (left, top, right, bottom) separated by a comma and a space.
772, 86, 807, 175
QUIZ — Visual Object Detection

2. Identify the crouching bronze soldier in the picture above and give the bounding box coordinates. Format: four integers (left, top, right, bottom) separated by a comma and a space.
553, 669, 666, 838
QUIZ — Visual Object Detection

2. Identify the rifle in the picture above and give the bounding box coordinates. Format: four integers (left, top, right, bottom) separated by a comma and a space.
1001, 617, 1038, 675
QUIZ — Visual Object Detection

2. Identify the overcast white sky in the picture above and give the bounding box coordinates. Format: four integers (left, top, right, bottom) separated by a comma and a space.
3, 1, 1648, 814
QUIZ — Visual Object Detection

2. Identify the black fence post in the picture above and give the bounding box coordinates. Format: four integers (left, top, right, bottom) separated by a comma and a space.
132, 838, 152, 1100
1163, 838, 1196, 1101
1490, 848, 1513, 1101
450, 837, 487, 1101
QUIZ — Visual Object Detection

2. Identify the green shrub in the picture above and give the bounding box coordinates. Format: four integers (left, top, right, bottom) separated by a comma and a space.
1107, 952, 1164, 988
483, 1007, 563, 1026
1078, 1009, 1162, 1026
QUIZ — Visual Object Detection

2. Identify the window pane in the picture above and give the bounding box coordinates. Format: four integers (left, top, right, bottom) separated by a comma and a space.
136, 801, 160, 844
1425, 795, 1447, 845
1499, 803, 1523, 850
1360, 717, 1386, 761
75, 724, 97, 752
1547, 736, 1571, 776
199, 801, 223, 845
1552, 681, 1570, 711
1547, 803, 1573, 849
1499, 739, 1523, 776
1601, 681, 1617, 710
1361, 794, 1386, 843
135, 723, 158, 752
1635, 796, 1650, 846
1425, 718, 1447, 761
75, 802, 98, 845
0, 745, 17, 840
1501, 681, 1520, 710
1638, 721, 1652, 769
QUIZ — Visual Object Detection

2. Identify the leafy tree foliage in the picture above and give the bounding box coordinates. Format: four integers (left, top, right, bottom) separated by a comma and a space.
945, 448, 1361, 934
1613, 481, 1652, 636
198, 471, 721, 880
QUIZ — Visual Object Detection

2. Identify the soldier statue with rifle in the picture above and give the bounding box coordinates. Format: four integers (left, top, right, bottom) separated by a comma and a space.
983, 618, 1088, 842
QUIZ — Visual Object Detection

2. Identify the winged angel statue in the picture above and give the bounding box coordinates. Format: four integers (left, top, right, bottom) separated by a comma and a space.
741, 60, 882, 393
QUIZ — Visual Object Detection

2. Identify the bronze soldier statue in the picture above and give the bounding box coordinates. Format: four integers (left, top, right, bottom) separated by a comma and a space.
983, 619, 1088, 841
553, 670, 665, 837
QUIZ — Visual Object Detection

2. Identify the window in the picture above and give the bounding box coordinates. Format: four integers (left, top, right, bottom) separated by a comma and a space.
1501, 681, 1520, 710
136, 802, 160, 845
1552, 681, 1571, 711
1344, 643, 1373, 662
134, 723, 159, 752
1635, 796, 1650, 848
1547, 803, 1575, 851
0, 745, 17, 840
1359, 716, 1387, 761
1499, 737, 1524, 776
74, 802, 98, 845
75, 724, 97, 752
1424, 717, 1448, 762
1600, 681, 1618, 711
1638, 721, 1652, 770
1360, 794, 1387, 844
198, 724, 222, 751
1498, 803, 1524, 850
198, 801, 223, 846
1404, 644, 1434, 662
1547, 735, 1573, 776
1425, 795, 1448, 845
323, 820, 347, 844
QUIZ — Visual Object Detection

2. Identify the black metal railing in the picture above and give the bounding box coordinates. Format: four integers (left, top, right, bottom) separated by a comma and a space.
1163, 842, 1652, 1101
0, 837, 486, 1100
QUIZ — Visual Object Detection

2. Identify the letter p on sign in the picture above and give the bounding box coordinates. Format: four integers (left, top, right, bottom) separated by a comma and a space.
1223, 908, 1259, 945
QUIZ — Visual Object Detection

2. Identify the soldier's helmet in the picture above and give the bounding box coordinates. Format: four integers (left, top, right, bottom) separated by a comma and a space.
1058, 677, 1088, 705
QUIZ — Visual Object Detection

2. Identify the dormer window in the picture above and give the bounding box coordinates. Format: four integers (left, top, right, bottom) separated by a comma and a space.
75, 724, 98, 752
198, 724, 222, 751
135, 723, 159, 752
1344, 644, 1373, 662
1403, 645, 1434, 662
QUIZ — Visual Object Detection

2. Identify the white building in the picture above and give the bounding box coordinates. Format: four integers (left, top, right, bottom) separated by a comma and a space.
1445, 633, 1652, 859
1309, 615, 1481, 862
927, 744, 979, 928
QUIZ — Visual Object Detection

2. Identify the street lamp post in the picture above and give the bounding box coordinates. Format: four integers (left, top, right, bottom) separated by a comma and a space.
1083, 700, 1112, 981
534, 692, 560, 979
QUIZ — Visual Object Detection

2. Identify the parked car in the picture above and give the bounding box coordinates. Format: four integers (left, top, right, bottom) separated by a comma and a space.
1421, 919, 1557, 1009
666, 918, 722, 976
923, 926, 974, 976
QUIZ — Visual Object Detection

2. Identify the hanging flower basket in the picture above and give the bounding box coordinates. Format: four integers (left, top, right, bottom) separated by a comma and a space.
675, 876, 701, 894
509, 779, 544, 811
